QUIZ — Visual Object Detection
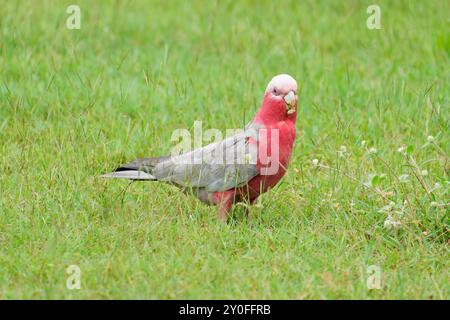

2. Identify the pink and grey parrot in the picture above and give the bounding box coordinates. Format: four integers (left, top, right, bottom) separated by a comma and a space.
102, 74, 299, 221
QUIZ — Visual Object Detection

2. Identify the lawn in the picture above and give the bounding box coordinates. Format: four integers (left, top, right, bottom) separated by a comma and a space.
0, 0, 448, 299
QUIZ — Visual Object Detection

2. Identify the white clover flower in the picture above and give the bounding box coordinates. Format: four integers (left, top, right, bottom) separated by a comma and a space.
397, 146, 406, 153
430, 201, 439, 207
433, 182, 441, 189
399, 174, 410, 183
427, 135, 435, 142
311, 159, 319, 166
384, 215, 402, 230
420, 170, 428, 176
368, 147, 377, 154
361, 140, 367, 147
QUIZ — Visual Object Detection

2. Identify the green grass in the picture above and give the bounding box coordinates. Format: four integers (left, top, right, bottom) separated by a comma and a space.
0, 0, 449, 299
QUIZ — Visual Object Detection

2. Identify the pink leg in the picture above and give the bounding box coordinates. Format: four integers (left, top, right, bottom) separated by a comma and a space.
212, 191, 235, 222
218, 199, 233, 221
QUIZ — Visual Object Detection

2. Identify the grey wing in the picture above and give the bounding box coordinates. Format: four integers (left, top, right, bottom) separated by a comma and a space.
152, 125, 261, 192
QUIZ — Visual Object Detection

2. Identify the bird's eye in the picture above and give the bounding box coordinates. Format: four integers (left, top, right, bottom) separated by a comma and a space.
273, 88, 278, 94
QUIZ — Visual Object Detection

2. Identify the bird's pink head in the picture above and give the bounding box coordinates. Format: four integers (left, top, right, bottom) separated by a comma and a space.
254, 74, 298, 124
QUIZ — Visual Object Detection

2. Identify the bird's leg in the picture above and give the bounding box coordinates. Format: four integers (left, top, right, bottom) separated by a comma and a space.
213, 191, 235, 222
218, 199, 233, 222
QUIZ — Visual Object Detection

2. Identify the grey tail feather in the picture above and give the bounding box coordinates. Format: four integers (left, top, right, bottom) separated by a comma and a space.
100, 170, 156, 180
115, 156, 170, 173
100, 156, 169, 180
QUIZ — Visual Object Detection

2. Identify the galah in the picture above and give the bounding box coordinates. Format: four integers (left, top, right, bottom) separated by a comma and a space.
101, 74, 299, 221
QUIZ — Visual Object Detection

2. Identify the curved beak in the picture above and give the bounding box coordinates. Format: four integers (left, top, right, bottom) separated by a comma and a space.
284, 91, 296, 114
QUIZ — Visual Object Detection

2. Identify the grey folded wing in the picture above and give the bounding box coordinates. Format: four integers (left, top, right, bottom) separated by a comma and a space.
152, 127, 260, 192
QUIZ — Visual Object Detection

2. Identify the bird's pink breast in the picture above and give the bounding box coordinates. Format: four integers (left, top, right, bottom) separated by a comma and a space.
244, 120, 296, 199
